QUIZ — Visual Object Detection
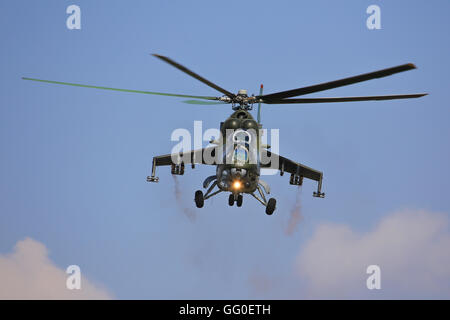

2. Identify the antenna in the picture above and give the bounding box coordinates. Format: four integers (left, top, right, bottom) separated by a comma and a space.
257, 84, 263, 124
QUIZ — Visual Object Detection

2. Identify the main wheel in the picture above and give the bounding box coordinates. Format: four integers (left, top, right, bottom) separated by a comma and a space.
194, 190, 204, 208
265, 198, 276, 215
228, 194, 235, 206
236, 194, 243, 207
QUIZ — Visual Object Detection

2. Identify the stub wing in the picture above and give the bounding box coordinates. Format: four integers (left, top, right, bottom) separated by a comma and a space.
147, 147, 219, 182
261, 151, 325, 197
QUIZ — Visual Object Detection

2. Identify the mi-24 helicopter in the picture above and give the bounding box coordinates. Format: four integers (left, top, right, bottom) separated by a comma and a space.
23, 54, 426, 215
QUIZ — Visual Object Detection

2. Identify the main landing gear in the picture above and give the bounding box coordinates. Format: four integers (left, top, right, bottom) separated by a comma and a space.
265, 198, 276, 215
193, 176, 223, 208
194, 190, 204, 208
248, 181, 277, 215
193, 176, 277, 215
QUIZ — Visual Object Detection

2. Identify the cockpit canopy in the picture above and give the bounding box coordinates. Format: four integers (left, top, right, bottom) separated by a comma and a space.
232, 130, 251, 165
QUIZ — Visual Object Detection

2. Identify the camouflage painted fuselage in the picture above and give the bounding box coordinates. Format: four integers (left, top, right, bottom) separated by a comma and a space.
215, 110, 261, 194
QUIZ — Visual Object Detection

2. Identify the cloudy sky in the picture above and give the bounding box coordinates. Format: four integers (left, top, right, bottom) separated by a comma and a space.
1, 0, 449, 299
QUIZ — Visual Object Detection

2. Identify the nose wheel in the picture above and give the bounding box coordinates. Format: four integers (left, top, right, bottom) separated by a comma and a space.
236, 194, 243, 207
228, 194, 243, 207
228, 194, 234, 206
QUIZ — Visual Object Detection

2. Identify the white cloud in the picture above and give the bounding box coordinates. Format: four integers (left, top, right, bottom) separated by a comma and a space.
297, 209, 450, 299
0, 238, 112, 299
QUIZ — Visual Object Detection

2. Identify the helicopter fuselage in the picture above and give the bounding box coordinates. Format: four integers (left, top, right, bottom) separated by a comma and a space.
215, 109, 261, 194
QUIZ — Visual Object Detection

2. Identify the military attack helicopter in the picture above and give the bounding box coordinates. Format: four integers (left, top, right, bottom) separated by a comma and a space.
23, 54, 426, 215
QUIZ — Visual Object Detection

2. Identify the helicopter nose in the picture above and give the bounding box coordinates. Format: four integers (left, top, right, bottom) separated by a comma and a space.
231, 168, 247, 177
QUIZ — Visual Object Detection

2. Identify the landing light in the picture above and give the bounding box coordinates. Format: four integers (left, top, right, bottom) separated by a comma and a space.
232, 180, 242, 190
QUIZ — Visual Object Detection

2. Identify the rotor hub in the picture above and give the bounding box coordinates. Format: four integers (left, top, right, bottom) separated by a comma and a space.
237, 89, 248, 96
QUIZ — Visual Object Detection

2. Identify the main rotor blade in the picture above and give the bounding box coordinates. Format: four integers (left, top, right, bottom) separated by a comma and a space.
152, 54, 236, 99
182, 100, 228, 105
22, 77, 219, 100
260, 63, 418, 101
263, 93, 428, 104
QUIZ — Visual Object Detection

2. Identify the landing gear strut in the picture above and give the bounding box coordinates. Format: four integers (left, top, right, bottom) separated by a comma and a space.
193, 176, 224, 208
250, 182, 277, 215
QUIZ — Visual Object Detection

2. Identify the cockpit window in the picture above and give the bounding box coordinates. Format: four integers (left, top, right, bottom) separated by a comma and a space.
233, 130, 251, 144
225, 128, 257, 165
232, 130, 251, 164
233, 145, 249, 164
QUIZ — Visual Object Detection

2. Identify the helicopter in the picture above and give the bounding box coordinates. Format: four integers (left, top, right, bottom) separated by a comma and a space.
22, 54, 426, 215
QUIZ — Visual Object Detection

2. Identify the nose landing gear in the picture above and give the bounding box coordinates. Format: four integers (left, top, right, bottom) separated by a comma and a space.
228, 194, 243, 207
228, 194, 235, 206
236, 194, 243, 207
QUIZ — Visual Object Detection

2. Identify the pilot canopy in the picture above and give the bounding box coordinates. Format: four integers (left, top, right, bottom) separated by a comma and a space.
222, 128, 258, 165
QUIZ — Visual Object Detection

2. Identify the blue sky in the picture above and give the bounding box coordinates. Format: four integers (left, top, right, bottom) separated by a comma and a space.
1, 0, 449, 299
